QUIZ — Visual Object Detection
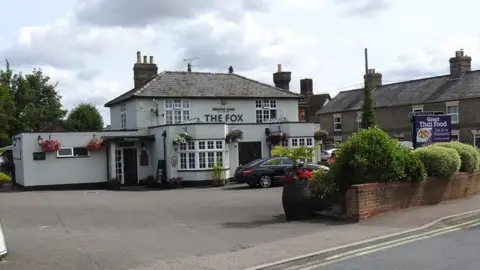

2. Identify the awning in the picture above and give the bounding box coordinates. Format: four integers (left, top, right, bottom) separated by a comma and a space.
263, 117, 288, 124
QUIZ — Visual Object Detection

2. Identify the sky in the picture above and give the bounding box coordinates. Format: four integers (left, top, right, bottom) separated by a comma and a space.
1, 0, 480, 125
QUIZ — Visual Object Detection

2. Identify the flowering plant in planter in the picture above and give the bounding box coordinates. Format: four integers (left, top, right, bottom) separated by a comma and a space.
225, 129, 243, 144
267, 131, 287, 146
86, 138, 106, 152
173, 132, 192, 145
284, 169, 313, 182
314, 129, 329, 142
40, 139, 61, 152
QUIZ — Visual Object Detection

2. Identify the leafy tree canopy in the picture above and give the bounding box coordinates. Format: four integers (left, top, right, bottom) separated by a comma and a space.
66, 103, 104, 132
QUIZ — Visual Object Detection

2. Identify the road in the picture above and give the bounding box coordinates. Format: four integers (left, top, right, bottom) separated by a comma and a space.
273, 219, 480, 270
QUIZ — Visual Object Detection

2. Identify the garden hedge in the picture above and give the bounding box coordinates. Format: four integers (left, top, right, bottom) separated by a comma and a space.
413, 146, 461, 178
435, 142, 480, 172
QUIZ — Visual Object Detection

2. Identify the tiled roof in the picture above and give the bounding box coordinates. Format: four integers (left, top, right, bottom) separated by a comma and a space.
179, 118, 204, 124
105, 71, 301, 107
316, 70, 480, 114
263, 117, 288, 123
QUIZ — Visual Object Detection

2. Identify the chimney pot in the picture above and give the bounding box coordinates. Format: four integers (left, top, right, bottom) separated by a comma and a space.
136, 51, 141, 63
149, 56, 154, 64
450, 49, 471, 78
143, 56, 147, 63
277, 64, 282, 72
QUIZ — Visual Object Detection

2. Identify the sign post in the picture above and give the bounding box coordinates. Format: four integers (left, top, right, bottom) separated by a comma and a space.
411, 113, 451, 149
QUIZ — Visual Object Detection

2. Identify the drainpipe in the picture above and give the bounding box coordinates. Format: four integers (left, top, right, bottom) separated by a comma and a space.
162, 130, 167, 184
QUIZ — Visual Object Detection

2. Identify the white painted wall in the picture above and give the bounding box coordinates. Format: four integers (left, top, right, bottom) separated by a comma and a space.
111, 97, 301, 130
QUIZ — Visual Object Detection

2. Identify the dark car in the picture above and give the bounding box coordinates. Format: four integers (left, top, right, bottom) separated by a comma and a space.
233, 157, 328, 188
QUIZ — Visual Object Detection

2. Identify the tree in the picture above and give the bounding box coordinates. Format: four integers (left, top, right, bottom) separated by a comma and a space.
66, 103, 104, 132
361, 85, 376, 129
0, 60, 67, 139
0, 83, 14, 145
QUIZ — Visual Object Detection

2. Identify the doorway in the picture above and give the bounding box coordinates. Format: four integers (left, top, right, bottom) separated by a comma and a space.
238, 141, 262, 166
123, 148, 138, 186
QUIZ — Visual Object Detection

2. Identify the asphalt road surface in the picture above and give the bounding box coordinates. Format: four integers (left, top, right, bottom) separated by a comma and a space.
298, 221, 480, 270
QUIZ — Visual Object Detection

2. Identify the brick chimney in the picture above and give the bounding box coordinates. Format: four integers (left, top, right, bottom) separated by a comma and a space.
300, 78, 313, 97
273, 64, 291, 91
363, 68, 382, 89
449, 50, 471, 78
133, 51, 158, 89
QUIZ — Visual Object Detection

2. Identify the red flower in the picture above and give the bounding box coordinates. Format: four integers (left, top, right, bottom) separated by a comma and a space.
40, 140, 61, 152
86, 138, 106, 152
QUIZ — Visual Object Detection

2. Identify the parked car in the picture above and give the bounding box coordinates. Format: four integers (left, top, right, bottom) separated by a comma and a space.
321, 148, 336, 161
233, 157, 328, 188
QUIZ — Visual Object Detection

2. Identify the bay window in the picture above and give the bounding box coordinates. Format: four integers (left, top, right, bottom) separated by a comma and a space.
178, 140, 229, 170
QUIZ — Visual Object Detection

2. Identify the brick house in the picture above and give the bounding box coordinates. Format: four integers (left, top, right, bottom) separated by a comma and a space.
316, 50, 480, 147
297, 78, 331, 122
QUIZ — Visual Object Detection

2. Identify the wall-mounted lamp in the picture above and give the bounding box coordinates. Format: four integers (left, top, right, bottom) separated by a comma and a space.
173, 141, 179, 151
264, 128, 271, 137
141, 142, 146, 152
12, 137, 17, 146
162, 130, 167, 138
37, 135, 43, 145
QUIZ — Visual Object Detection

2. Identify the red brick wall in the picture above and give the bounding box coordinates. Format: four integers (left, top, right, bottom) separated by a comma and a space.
345, 171, 480, 221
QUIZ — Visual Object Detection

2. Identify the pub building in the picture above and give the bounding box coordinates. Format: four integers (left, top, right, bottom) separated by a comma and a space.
11, 52, 319, 189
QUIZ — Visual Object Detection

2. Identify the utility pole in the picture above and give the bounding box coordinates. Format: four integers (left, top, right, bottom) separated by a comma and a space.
364, 48, 369, 89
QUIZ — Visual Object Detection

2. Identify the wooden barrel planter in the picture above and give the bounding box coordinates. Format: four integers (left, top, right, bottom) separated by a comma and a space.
282, 179, 313, 221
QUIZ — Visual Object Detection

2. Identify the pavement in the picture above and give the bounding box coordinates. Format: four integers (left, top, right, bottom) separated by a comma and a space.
0, 185, 479, 270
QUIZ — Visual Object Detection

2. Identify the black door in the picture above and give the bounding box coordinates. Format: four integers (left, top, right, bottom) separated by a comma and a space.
123, 148, 138, 186
238, 141, 262, 166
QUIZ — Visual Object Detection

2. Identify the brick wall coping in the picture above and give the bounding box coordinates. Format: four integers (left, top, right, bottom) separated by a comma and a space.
349, 170, 480, 191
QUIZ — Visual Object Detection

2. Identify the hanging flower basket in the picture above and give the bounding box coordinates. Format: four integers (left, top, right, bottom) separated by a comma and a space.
314, 129, 329, 141
267, 131, 286, 146
225, 129, 243, 144
173, 132, 192, 145
86, 138, 106, 152
40, 139, 61, 152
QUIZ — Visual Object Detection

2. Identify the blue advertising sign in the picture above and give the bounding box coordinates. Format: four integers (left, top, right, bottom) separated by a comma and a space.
412, 115, 451, 148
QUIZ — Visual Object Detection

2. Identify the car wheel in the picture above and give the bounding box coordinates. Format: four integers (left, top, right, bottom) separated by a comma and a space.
259, 175, 272, 188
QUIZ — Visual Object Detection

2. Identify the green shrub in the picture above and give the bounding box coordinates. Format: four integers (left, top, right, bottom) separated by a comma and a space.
413, 146, 461, 178
396, 146, 427, 182
0, 172, 11, 182
330, 127, 411, 193
309, 169, 339, 208
434, 142, 480, 172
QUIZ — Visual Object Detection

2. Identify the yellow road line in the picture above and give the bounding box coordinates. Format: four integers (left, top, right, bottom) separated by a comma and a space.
299, 221, 480, 270
283, 219, 480, 270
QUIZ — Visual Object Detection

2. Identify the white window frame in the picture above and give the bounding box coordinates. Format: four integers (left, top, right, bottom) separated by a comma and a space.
120, 103, 127, 129
474, 133, 480, 148
445, 101, 459, 124
255, 99, 277, 123
115, 149, 123, 181
356, 111, 363, 129
284, 137, 315, 163
411, 105, 423, 112
56, 147, 90, 158
333, 114, 342, 131
165, 99, 190, 125
333, 136, 342, 146
178, 140, 228, 170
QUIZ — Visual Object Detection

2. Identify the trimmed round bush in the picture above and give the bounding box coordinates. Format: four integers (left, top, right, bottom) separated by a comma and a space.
330, 127, 413, 192
412, 146, 461, 178
396, 146, 427, 182
434, 142, 480, 172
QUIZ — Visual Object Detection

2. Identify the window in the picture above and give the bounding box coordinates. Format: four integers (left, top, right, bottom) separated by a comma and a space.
57, 147, 89, 158
284, 137, 315, 163
412, 105, 423, 112
356, 112, 363, 129
178, 140, 227, 170
334, 137, 342, 146
115, 149, 123, 181
445, 101, 459, 124
255, 99, 277, 123
120, 103, 127, 129
475, 135, 480, 148
165, 99, 190, 124
333, 114, 342, 131
451, 134, 459, 141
